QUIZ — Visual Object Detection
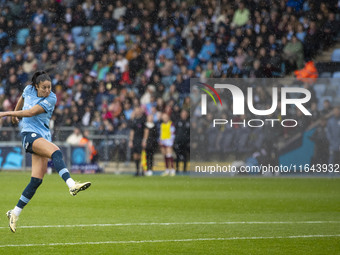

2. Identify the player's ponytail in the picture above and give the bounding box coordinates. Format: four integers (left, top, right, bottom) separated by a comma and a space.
31, 70, 51, 89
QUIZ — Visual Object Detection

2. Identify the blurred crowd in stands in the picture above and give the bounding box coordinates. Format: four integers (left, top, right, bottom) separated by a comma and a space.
0, 0, 339, 166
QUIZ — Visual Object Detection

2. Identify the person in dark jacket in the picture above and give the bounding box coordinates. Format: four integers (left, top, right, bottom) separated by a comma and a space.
144, 114, 158, 176
129, 106, 147, 176
174, 110, 190, 173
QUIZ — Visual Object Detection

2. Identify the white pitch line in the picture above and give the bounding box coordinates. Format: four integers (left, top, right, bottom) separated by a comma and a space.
0, 234, 339, 248
0, 221, 340, 230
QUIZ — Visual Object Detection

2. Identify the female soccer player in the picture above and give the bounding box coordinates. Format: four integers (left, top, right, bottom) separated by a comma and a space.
0, 71, 91, 233
159, 113, 176, 176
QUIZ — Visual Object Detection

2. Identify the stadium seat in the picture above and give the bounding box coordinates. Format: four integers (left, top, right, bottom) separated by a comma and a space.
16, 28, 29, 46
319, 72, 332, 78
71, 26, 83, 37
329, 78, 339, 88
74, 36, 85, 47
332, 97, 340, 106
324, 85, 337, 96
313, 84, 326, 98
91, 25, 102, 39
331, 49, 340, 62
115, 34, 125, 45
332, 71, 340, 78
316, 62, 340, 74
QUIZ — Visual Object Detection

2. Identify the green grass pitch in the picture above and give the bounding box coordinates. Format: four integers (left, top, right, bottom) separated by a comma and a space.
0, 172, 339, 254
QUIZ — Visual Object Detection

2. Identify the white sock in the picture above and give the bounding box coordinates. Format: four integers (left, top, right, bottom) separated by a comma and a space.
13, 206, 22, 217
66, 178, 76, 188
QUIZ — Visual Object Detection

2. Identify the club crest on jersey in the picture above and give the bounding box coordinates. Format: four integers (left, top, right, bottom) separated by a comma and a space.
31, 133, 37, 137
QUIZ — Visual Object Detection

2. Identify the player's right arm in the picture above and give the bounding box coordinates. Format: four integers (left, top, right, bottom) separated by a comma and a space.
12, 96, 24, 125
0, 104, 45, 119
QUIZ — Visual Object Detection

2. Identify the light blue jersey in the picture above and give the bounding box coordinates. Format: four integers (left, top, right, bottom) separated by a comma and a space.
21, 85, 57, 141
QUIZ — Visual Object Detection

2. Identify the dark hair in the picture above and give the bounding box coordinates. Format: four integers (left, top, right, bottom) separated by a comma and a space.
31, 70, 51, 88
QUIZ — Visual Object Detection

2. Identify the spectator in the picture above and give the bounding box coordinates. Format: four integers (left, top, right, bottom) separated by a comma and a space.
141, 85, 156, 106
198, 37, 216, 63
283, 35, 304, 70
66, 127, 83, 145
326, 106, 340, 164
113, 0, 126, 21
160, 113, 176, 176
321, 99, 333, 116
232, 1, 250, 27
79, 130, 98, 163
115, 54, 128, 73
22, 52, 38, 75
234, 48, 247, 71
157, 41, 174, 61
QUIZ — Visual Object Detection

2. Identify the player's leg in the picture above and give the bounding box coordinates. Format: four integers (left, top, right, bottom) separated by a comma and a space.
174, 144, 180, 173
160, 145, 169, 176
7, 154, 47, 233
133, 152, 141, 176
166, 146, 175, 176
145, 148, 154, 176
132, 139, 143, 176
183, 147, 188, 173
32, 137, 91, 196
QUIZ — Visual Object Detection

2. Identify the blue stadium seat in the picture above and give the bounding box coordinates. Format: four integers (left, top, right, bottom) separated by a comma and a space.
332, 71, 340, 78
74, 36, 85, 47
313, 84, 326, 98
115, 34, 125, 45
319, 72, 332, 78
71, 26, 83, 37
324, 85, 337, 96
331, 49, 340, 62
91, 25, 102, 39
16, 28, 29, 46
329, 78, 339, 88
